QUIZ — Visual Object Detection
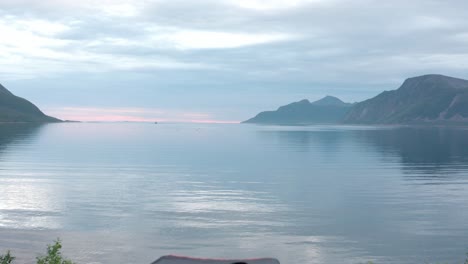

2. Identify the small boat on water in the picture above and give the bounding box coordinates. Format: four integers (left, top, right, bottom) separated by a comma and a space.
152, 256, 280, 264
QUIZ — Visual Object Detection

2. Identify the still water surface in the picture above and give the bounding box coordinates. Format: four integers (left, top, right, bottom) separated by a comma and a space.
1, 123, 468, 264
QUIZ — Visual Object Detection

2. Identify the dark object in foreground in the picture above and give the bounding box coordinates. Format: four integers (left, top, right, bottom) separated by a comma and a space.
152, 255, 280, 264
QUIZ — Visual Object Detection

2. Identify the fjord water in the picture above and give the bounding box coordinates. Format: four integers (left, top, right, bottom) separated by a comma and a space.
1, 123, 468, 264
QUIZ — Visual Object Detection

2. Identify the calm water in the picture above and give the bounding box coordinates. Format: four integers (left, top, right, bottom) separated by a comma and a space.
1, 123, 468, 264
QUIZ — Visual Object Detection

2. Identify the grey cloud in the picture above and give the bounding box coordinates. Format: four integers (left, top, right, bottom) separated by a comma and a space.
2, 0, 468, 121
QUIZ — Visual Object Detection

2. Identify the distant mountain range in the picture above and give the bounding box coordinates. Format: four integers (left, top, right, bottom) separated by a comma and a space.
3, 74, 468, 125
344, 74, 468, 124
243, 96, 353, 125
0, 83, 61, 123
244, 74, 468, 125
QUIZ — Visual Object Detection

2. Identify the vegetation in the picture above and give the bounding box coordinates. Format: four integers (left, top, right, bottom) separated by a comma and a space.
1, 239, 75, 264
36, 240, 75, 264
0, 251, 14, 264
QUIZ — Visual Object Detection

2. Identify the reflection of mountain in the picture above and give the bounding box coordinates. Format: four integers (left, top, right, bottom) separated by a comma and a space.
258, 127, 468, 175
0, 124, 43, 156
257, 129, 351, 153
354, 127, 468, 174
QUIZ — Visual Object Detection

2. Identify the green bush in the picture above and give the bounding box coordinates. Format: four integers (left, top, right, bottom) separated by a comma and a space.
0, 251, 15, 264
36, 239, 75, 264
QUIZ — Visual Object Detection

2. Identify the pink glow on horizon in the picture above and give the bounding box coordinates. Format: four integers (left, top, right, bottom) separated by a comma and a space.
44, 107, 241, 124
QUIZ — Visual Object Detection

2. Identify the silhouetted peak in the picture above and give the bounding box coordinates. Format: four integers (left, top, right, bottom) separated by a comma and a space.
0, 83, 13, 96
297, 99, 311, 104
312, 96, 347, 106
401, 74, 468, 91
0, 83, 61, 123
408, 74, 459, 81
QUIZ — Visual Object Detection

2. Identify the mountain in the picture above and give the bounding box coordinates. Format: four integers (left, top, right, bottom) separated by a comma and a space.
243, 96, 352, 125
312, 95, 349, 106
0, 83, 61, 123
344, 74, 468, 124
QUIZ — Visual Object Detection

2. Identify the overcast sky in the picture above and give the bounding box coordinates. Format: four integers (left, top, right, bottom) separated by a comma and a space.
1, 0, 468, 122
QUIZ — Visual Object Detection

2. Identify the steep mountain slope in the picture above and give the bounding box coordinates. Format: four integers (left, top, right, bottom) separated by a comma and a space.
344, 74, 468, 124
0, 83, 61, 123
243, 96, 352, 125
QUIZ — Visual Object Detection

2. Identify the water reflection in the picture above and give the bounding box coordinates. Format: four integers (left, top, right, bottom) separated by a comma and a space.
354, 127, 468, 179
356, 127, 468, 164
255, 125, 468, 264
0, 124, 42, 156
1, 124, 468, 264
0, 124, 63, 230
269, 130, 348, 153
260, 126, 468, 175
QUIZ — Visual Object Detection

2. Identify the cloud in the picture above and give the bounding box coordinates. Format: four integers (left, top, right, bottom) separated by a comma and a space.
229, 0, 324, 11
2, 0, 468, 82
0, 1, 297, 79
2, 0, 468, 121
0, 16, 213, 79
148, 28, 294, 50
102, 3, 142, 17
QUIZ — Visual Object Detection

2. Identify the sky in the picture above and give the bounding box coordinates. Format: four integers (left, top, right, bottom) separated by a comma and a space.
1, 0, 468, 122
